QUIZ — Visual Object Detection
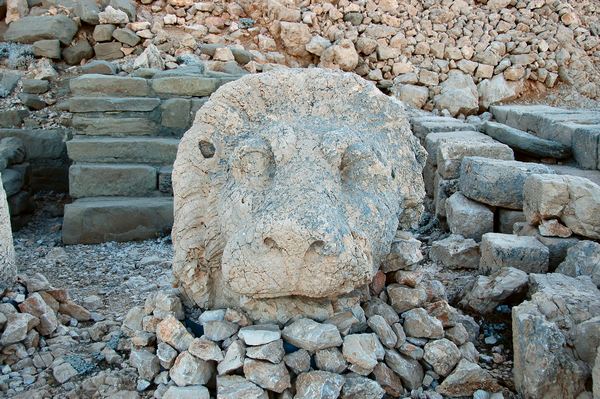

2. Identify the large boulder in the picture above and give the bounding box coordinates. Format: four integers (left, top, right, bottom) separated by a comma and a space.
172, 69, 426, 311
0, 173, 16, 290
513, 273, 600, 398
4, 15, 78, 45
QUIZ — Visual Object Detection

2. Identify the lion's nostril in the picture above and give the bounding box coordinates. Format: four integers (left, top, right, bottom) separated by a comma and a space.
263, 237, 278, 250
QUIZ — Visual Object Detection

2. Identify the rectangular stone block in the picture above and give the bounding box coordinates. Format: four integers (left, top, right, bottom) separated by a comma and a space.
0, 128, 69, 159
514, 222, 580, 269
69, 97, 161, 112
425, 130, 494, 166
445, 192, 493, 241
410, 116, 476, 141
70, 74, 150, 97
151, 76, 220, 97
72, 116, 159, 136
158, 166, 172, 194
458, 157, 555, 209
571, 126, 600, 170
67, 137, 179, 164
437, 141, 514, 179
160, 98, 192, 129
62, 197, 173, 244
69, 163, 158, 198
479, 233, 549, 275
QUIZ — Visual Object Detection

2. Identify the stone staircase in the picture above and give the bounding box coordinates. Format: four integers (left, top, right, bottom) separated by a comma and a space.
62, 68, 241, 244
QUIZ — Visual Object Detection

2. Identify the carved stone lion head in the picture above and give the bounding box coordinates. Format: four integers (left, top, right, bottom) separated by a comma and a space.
172, 68, 425, 309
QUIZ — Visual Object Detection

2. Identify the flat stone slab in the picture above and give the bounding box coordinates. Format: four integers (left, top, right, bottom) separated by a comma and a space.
459, 156, 555, 209
4, 15, 78, 45
62, 197, 173, 244
437, 141, 514, 179
483, 121, 571, 159
72, 116, 159, 136
67, 137, 179, 164
70, 74, 151, 97
410, 116, 476, 140
424, 130, 495, 166
550, 164, 600, 186
480, 233, 549, 275
69, 163, 158, 198
151, 76, 221, 97
570, 125, 600, 170
68, 97, 161, 112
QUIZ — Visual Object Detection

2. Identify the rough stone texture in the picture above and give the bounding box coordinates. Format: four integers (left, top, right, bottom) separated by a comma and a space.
342, 333, 385, 375
445, 192, 493, 241
436, 359, 500, 397
384, 349, 423, 391
430, 234, 479, 270
483, 121, 571, 159
523, 174, 600, 240
170, 351, 214, 387
163, 386, 209, 399
243, 358, 291, 393
513, 273, 600, 399
69, 164, 157, 198
460, 267, 528, 314
281, 318, 342, 351
342, 375, 385, 399
172, 69, 425, 310
295, 371, 345, 399
480, 233, 549, 275
402, 308, 444, 339
0, 175, 15, 289
423, 338, 461, 377
433, 71, 478, 116
217, 375, 267, 399
556, 241, 600, 287
4, 15, 78, 45
436, 140, 514, 180
459, 157, 556, 209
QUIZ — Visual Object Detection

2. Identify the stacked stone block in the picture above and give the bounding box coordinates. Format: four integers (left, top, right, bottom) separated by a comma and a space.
62, 70, 240, 244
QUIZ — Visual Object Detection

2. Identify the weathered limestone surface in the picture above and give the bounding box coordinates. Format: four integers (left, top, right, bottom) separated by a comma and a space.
513, 273, 600, 399
4, 15, 78, 44
172, 69, 426, 308
524, 174, 600, 239
0, 174, 16, 289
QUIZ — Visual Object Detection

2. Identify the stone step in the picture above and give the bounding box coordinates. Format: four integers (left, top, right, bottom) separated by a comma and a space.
68, 97, 161, 113
72, 116, 160, 136
550, 164, 600, 186
410, 116, 477, 140
62, 197, 173, 244
67, 137, 179, 164
483, 121, 571, 159
69, 163, 169, 198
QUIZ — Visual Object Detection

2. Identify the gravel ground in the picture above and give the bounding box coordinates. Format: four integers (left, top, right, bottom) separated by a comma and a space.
13, 195, 174, 323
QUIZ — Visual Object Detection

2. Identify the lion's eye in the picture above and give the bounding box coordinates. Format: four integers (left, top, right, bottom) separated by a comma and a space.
231, 138, 274, 184
341, 143, 389, 187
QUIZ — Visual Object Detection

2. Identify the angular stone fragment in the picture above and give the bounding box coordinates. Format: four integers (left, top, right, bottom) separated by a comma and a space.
341, 375, 385, 399
32, 39, 61, 59
315, 347, 346, 373
430, 234, 480, 269
381, 233, 423, 272
130, 349, 160, 380
556, 241, 600, 287
446, 193, 493, 241
423, 338, 461, 376
387, 284, 427, 313
433, 70, 478, 116
479, 233, 549, 275
364, 298, 400, 325
282, 318, 342, 351
295, 371, 345, 399
436, 359, 500, 397
188, 338, 223, 362
283, 348, 310, 374
0, 313, 38, 345
156, 315, 193, 352
238, 324, 281, 346
53, 362, 78, 384
246, 339, 284, 364
373, 362, 404, 397
384, 349, 424, 390
367, 315, 397, 348
157, 342, 178, 369
203, 320, 239, 341
163, 385, 210, 399
402, 308, 444, 339
217, 339, 245, 375
172, 69, 426, 310
459, 156, 555, 209
523, 174, 600, 240
243, 358, 291, 393
460, 267, 528, 314
170, 351, 214, 386
342, 333, 385, 375
18, 293, 57, 336
437, 141, 514, 180
217, 375, 267, 399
